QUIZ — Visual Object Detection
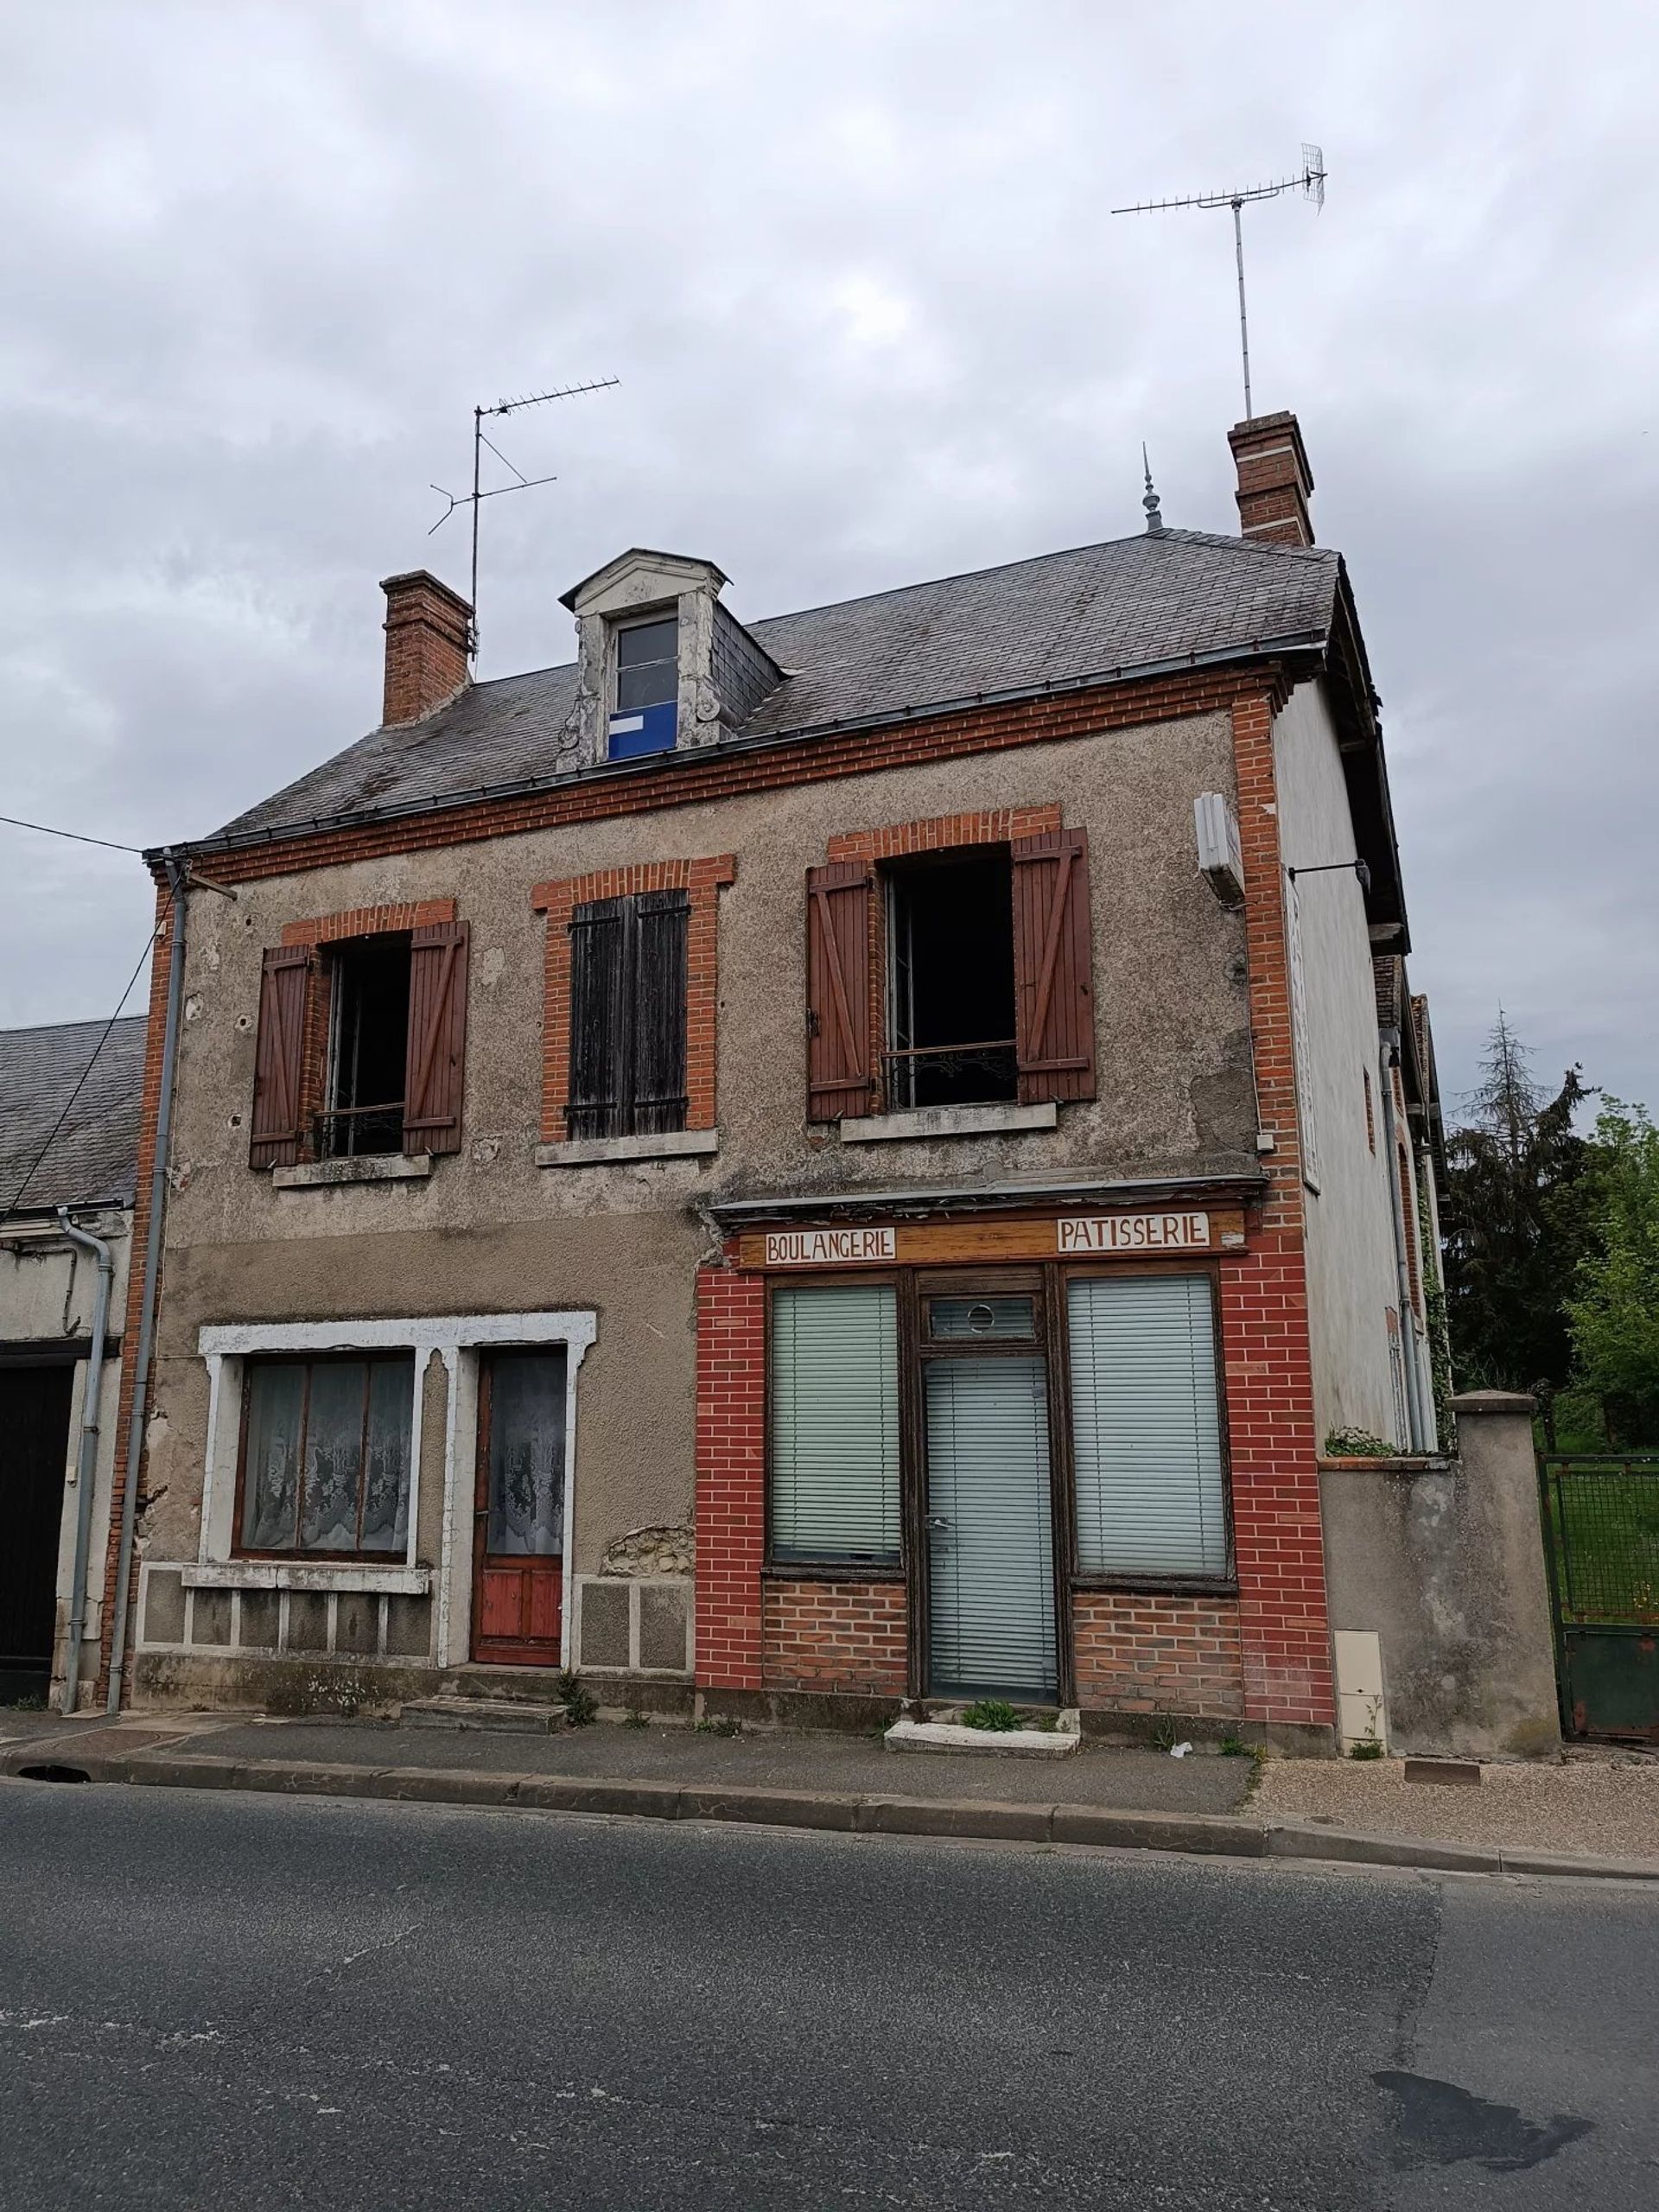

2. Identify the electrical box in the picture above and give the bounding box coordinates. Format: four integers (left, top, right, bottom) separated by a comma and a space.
1194, 792, 1245, 907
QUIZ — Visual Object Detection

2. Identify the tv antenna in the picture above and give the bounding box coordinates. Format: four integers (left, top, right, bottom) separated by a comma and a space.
430, 375, 620, 658
1113, 146, 1326, 420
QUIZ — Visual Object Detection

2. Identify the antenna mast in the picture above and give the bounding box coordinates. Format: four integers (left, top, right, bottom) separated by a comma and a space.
429, 375, 620, 658
1113, 145, 1325, 419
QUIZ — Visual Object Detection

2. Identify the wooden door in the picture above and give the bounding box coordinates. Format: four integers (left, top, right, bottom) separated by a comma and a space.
471, 1348, 569, 1666
0, 1364, 74, 1699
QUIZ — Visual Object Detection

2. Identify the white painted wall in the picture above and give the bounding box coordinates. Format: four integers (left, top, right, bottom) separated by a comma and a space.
1272, 681, 1404, 1446
0, 1208, 134, 1707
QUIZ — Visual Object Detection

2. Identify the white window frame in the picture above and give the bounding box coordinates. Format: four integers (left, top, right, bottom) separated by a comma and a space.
193, 1310, 596, 1667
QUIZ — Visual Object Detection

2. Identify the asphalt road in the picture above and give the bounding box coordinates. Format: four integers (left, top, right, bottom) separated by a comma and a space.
1, 1780, 1655, 2211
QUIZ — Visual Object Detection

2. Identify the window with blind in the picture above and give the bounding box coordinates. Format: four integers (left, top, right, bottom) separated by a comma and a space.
1067, 1274, 1230, 1580
769, 1283, 901, 1563
568, 889, 690, 1139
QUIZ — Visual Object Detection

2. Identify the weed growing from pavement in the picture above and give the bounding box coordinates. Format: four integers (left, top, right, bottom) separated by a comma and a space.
958, 1699, 1022, 1732
696, 1716, 743, 1738
556, 1669, 599, 1727
621, 1707, 648, 1731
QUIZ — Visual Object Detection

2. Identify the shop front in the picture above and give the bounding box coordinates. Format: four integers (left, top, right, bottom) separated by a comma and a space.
693, 1180, 1332, 1736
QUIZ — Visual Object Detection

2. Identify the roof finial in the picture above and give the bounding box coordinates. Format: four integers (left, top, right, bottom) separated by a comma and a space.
1141, 443, 1166, 537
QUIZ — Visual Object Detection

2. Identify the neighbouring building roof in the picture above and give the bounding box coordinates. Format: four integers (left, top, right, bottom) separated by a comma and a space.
0, 1015, 148, 1215
216, 529, 1340, 844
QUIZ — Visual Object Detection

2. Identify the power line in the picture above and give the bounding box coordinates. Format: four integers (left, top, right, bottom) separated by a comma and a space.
5, 893, 173, 1216
0, 812, 145, 855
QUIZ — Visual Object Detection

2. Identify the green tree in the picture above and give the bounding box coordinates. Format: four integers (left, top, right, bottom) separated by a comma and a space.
1440, 1013, 1593, 1432
1567, 1101, 1659, 1447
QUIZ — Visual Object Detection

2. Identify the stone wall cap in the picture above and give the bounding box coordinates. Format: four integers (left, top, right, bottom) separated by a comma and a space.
1448, 1389, 1537, 1414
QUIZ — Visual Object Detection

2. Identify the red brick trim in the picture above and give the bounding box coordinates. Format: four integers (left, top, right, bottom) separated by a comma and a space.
162, 663, 1301, 891
762, 1580, 907, 1694
694, 1260, 766, 1690
1071, 1591, 1244, 1718
96, 880, 175, 1707
531, 855, 735, 1140
1221, 693, 1333, 1727
826, 804, 1061, 864
279, 897, 456, 947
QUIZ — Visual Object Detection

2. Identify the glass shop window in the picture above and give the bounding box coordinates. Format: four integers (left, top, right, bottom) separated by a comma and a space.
238, 1354, 414, 1556
769, 1281, 901, 1563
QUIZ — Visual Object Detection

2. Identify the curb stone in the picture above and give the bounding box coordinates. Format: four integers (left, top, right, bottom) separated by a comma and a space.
3, 1745, 1656, 1884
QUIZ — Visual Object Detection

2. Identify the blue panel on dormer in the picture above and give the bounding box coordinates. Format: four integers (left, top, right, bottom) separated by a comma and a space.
608, 702, 678, 760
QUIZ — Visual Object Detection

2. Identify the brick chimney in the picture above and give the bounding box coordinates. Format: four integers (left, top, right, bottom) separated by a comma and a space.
1227, 412, 1315, 547
380, 570, 473, 727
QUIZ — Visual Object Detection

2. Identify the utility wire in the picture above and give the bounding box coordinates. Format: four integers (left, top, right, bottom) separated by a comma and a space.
0, 812, 145, 855
5, 892, 174, 1216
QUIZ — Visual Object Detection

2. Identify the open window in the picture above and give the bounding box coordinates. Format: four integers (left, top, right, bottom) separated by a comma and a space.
321, 933, 410, 1158
608, 613, 679, 760
568, 889, 690, 1139
885, 848, 1019, 1109
804, 823, 1095, 1122
250, 917, 469, 1168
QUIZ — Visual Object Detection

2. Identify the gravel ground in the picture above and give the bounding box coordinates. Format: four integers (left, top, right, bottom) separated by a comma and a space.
1255, 1753, 1659, 1859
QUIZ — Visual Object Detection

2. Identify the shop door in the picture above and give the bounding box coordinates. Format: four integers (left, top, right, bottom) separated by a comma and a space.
922, 1294, 1057, 1702
0, 1363, 74, 1700
471, 1348, 568, 1666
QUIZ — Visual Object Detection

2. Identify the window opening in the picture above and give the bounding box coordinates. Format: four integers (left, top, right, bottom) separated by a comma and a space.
884, 849, 1017, 1108
609, 614, 679, 760
321, 934, 410, 1158
928, 1295, 1036, 1341
568, 889, 690, 1140
238, 1353, 414, 1556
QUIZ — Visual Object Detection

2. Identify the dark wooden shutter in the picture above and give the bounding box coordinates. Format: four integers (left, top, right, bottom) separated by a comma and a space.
250, 944, 312, 1169
1012, 827, 1095, 1103
630, 890, 690, 1135
805, 861, 874, 1121
403, 919, 470, 1155
568, 898, 627, 1139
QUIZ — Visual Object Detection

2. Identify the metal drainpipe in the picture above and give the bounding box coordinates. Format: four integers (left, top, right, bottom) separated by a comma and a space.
55, 1210, 114, 1715
1378, 1031, 1429, 1453
105, 853, 188, 1714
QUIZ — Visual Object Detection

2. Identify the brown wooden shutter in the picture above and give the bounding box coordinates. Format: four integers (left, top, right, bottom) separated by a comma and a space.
568, 897, 626, 1141
1012, 826, 1095, 1103
403, 919, 470, 1155
631, 889, 690, 1135
805, 861, 874, 1121
250, 944, 312, 1169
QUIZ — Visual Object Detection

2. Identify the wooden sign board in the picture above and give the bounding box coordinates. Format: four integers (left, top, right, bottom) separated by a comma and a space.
740, 1209, 1245, 1271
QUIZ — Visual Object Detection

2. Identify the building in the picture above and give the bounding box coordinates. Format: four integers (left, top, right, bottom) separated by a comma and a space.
0, 1016, 144, 1710
100, 412, 1447, 1747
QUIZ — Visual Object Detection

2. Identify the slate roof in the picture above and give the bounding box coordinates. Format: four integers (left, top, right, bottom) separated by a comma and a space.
0, 1016, 148, 1215
213, 528, 1339, 844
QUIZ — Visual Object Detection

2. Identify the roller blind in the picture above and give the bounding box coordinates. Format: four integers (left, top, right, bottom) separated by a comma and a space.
1068, 1275, 1229, 1578
770, 1284, 899, 1561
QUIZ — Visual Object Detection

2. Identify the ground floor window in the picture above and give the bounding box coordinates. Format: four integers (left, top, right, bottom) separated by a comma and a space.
238, 1353, 414, 1555
765, 1265, 1231, 1596
769, 1281, 901, 1563
1067, 1274, 1228, 1579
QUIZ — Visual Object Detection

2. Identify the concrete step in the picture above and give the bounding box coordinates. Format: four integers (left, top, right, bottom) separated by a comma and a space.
399, 1697, 567, 1735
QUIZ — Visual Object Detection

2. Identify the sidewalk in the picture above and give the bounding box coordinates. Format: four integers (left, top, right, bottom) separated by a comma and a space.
3, 1704, 1656, 1880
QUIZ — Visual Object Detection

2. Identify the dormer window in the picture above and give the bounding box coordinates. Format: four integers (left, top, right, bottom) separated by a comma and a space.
609, 614, 679, 760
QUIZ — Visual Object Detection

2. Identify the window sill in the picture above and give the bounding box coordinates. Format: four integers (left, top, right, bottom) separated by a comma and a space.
271, 1154, 432, 1190
1071, 1573, 1239, 1599
838, 1101, 1058, 1144
182, 1562, 432, 1595
762, 1561, 906, 1584
536, 1130, 718, 1167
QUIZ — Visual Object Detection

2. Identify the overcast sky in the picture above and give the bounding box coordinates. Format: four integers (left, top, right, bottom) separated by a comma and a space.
3, 2, 1655, 1118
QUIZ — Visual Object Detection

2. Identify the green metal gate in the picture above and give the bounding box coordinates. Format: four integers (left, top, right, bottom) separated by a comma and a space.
1538, 1454, 1659, 1742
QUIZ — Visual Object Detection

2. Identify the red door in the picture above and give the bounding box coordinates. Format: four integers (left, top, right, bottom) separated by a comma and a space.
471, 1348, 569, 1665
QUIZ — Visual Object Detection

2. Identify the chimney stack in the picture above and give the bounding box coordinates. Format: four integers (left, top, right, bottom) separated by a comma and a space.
380, 570, 473, 727
1227, 412, 1315, 548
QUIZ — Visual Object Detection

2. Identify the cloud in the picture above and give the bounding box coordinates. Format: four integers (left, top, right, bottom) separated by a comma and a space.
1, 0, 1654, 1114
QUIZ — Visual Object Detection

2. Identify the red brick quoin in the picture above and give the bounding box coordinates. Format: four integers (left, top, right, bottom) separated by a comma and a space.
532, 855, 735, 1141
